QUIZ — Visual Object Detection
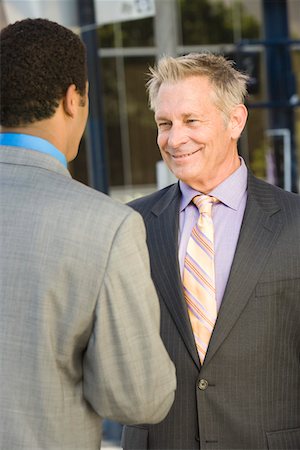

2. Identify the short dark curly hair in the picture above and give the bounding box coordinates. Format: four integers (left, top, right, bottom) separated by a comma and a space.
0, 18, 88, 127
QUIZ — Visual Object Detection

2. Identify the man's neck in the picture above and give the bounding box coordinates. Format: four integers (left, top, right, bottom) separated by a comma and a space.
1, 123, 65, 158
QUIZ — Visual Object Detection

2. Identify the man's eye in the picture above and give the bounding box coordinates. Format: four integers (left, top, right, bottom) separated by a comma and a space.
158, 122, 171, 129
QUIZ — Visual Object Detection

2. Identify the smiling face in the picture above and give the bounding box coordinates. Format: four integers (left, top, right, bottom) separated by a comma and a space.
154, 75, 247, 193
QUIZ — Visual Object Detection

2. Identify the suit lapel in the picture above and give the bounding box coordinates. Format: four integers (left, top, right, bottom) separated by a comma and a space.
148, 184, 200, 369
204, 174, 283, 365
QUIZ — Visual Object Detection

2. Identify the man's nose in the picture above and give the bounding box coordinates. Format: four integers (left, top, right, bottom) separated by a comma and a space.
167, 125, 188, 148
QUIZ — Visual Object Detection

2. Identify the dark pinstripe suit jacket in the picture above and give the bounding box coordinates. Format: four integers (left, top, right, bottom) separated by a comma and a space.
122, 172, 300, 450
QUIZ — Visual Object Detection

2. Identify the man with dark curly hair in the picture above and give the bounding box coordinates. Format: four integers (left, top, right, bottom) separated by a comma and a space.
0, 18, 176, 450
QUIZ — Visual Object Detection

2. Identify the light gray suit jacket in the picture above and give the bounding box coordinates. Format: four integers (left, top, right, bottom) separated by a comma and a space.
0, 145, 176, 450
123, 172, 300, 450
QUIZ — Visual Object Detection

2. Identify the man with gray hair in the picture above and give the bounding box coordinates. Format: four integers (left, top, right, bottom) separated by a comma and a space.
122, 52, 300, 450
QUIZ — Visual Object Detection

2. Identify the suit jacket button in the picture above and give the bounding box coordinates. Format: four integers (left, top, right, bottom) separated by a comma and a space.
198, 379, 209, 390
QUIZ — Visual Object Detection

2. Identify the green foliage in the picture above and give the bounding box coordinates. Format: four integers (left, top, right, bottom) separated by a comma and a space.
98, 17, 154, 48
250, 142, 267, 179
179, 0, 260, 45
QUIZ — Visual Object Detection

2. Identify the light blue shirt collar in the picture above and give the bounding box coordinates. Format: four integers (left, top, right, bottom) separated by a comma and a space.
0, 133, 67, 168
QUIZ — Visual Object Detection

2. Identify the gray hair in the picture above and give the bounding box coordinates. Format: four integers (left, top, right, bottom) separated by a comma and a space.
146, 52, 249, 120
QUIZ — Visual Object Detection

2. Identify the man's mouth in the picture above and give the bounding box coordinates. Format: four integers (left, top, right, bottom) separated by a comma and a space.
171, 149, 200, 159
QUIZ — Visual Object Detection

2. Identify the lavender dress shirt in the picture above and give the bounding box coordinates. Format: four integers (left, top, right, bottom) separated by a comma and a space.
178, 158, 248, 311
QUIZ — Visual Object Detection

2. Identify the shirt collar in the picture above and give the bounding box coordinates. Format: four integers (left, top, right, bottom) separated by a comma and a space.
0, 133, 67, 168
179, 157, 248, 212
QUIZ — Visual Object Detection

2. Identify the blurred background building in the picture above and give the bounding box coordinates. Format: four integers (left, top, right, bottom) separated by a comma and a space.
1, 0, 300, 445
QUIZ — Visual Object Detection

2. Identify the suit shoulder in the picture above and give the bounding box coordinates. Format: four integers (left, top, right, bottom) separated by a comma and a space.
55, 177, 140, 236
128, 183, 178, 214
67, 177, 132, 215
250, 175, 300, 220
259, 178, 299, 206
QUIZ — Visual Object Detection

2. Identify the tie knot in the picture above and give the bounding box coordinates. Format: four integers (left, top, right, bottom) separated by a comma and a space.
193, 195, 218, 215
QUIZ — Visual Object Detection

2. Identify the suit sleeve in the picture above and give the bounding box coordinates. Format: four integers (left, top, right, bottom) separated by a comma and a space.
83, 209, 176, 425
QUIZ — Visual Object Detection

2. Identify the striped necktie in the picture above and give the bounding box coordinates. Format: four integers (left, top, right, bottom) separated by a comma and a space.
183, 195, 218, 364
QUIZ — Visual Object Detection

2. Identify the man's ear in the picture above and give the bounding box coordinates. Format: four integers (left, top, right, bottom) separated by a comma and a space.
63, 84, 78, 118
230, 104, 248, 139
